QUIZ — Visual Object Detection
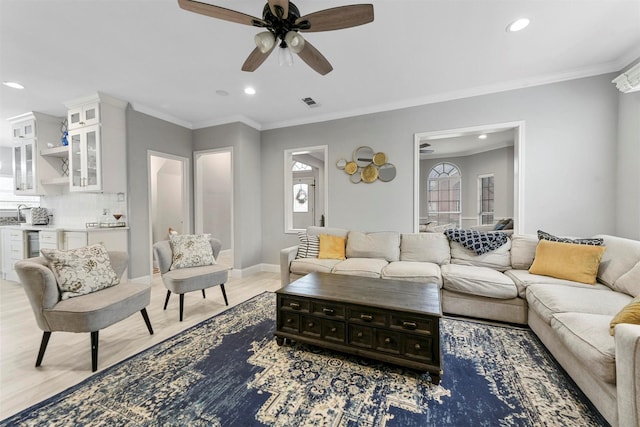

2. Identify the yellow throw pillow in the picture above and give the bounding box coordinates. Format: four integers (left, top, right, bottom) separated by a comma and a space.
610, 296, 640, 336
318, 234, 346, 260
529, 239, 606, 284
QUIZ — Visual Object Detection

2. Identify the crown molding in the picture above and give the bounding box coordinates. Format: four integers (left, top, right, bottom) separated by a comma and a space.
193, 115, 262, 131
612, 61, 640, 93
129, 103, 193, 129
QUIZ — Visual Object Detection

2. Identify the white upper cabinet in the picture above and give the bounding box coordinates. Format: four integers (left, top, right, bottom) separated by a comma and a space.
64, 93, 127, 193
67, 102, 100, 130
8, 112, 65, 195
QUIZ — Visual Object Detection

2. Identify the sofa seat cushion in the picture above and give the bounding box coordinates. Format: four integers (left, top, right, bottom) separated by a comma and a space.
449, 239, 511, 271
290, 258, 342, 275
331, 258, 389, 278
381, 261, 442, 287
441, 264, 517, 299
526, 284, 631, 324
551, 312, 616, 384
505, 269, 611, 298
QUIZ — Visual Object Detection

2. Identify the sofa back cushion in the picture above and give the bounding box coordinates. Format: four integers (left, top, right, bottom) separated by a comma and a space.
400, 233, 451, 264
593, 234, 640, 291
346, 231, 400, 262
450, 238, 511, 271
612, 261, 640, 297
510, 234, 538, 269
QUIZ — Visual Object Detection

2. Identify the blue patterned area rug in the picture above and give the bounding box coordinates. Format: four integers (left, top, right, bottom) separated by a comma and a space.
2, 292, 607, 426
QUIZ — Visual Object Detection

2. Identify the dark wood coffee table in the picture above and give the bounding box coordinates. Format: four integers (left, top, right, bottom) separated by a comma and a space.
275, 272, 442, 383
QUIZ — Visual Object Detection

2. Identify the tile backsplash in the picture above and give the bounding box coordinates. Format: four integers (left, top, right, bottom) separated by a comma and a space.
40, 192, 127, 227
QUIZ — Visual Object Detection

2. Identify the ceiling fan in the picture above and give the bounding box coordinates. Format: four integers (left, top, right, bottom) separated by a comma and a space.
420, 143, 434, 154
177, 0, 374, 75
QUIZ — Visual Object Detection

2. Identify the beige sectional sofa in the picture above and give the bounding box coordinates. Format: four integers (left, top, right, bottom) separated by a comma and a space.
280, 226, 640, 427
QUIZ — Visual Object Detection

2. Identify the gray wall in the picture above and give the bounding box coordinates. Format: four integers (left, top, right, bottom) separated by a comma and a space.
420, 146, 514, 226
616, 89, 640, 240
193, 122, 262, 270
126, 107, 193, 278
260, 74, 620, 264
0, 147, 12, 176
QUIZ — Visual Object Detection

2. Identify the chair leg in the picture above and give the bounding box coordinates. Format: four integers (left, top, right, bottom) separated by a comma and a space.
90, 331, 99, 372
140, 308, 154, 335
220, 283, 229, 306
35, 331, 51, 367
179, 294, 185, 322
202, 289, 206, 298
163, 290, 171, 310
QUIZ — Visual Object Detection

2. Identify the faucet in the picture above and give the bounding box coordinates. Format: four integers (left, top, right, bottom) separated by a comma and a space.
16, 204, 27, 222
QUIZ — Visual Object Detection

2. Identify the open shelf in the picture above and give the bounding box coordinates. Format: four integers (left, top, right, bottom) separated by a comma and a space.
40, 177, 69, 186
41, 146, 69, 158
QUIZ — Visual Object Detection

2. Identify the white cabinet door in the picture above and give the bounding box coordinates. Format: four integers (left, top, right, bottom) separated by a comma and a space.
67, 102, 100, 130
2, 229, 25, 281
13, 139, 38, 194
69, 124, 102, 192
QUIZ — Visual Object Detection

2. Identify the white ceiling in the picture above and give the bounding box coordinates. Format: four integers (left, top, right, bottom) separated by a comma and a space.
1, 0, 639, 147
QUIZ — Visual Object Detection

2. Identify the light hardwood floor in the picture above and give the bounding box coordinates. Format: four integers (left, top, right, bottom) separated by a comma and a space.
0, 270, 282, 419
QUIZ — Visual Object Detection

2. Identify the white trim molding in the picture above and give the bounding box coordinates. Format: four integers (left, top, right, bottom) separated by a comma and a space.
612, 62, 640, 93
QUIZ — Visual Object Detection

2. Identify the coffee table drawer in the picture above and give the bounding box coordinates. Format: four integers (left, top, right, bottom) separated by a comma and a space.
348, 324, 374, 348
375, 330, 401, 354
348, 306, 387, 326
404, 335, 435, 362
390, 314, 436, 335
301, 316, 322, 337
312, 302, 345, 319
322, 319, 345, 343
280, 297, 310, 312
279, 311, 300, 333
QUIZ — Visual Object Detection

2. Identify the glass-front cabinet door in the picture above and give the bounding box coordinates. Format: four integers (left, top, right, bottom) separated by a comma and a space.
69, 125, 101, 192
13, 140, 37, 194
68, 102, 100, 130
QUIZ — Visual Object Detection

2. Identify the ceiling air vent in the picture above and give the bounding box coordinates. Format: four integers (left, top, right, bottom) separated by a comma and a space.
301, 97, 320, 108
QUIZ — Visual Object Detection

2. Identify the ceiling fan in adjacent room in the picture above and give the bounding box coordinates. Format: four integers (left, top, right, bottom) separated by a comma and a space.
420, 143, 434, 154
177, 0, 374, 75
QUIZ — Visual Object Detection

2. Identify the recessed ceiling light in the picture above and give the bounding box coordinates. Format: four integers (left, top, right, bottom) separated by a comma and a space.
244, 87, 256, 95
3, 81, 24, 89
506, 18, 530, 32
478, 134, 487, 139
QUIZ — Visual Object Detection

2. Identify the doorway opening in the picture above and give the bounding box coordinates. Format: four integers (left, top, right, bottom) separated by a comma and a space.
148, 151, 190, 276
194, 148, 234, 269
414, 121, 525, 234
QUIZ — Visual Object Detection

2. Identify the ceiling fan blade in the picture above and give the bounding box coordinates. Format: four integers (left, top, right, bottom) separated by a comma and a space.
268, 0, 289, 19
296, 4, 374, 32
241, 46, 275, 72
296, 40, 333, 75
177, 0, 264, 27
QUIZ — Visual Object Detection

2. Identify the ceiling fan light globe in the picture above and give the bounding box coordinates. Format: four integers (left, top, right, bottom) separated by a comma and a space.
254, 31, 275, 53
284, 31, 305, 54
278, 46, 294, 67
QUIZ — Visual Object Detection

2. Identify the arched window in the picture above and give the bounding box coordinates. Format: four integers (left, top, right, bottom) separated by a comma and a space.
427, 162, 461, 227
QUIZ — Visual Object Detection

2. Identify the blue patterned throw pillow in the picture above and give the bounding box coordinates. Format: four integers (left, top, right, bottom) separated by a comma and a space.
445, 228, 508, 255
537, 230, 604, 246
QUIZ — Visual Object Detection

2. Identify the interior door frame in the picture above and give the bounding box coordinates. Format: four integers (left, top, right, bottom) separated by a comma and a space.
147, 150, 191, 278
193, 147, 234, 266
413, 121, 525, 234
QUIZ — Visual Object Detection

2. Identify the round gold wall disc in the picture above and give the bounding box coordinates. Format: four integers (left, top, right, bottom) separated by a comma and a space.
362, 165, 378, 183
373, 152, 387, 166
344, 161, 358, 175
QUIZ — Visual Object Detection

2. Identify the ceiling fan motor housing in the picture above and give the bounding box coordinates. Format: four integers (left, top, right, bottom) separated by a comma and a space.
260, 2, 308, 44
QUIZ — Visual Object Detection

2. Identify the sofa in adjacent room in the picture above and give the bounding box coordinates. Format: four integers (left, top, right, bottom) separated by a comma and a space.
280, 226, 640, 426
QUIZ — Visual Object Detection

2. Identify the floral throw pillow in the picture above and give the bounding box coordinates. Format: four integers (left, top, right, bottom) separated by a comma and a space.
41, 244, 119, 300
169, 234, 215, 270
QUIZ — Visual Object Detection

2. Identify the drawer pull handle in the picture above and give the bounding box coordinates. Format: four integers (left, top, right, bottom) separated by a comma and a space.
414, 343, 421, 350
286, 318, 293, 324
402, 321, 417, 330
330, 327, 337, 333
384, 337, 391, 344
323, 308, 335, 315
308, 322, 314, 327
360, 314, 373, 322
289, 302, 301, 310
357, 332, 363, 338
